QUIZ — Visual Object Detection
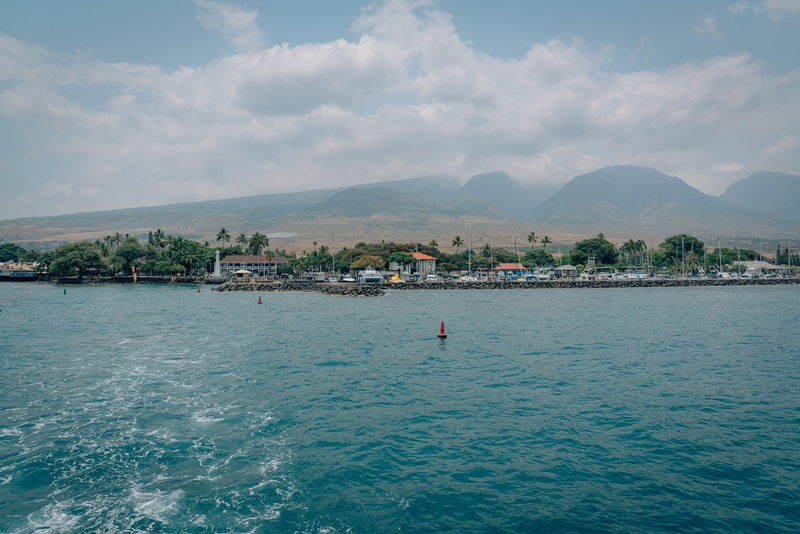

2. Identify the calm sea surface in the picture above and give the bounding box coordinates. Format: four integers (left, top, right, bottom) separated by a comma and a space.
1, 283, 799, 532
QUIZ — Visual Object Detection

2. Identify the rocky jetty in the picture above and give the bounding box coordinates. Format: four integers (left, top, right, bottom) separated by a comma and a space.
387, 278, 800, 290
213, 281, 385, 296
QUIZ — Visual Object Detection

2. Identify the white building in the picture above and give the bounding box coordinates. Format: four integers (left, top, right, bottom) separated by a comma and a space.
219, 255, 289, 278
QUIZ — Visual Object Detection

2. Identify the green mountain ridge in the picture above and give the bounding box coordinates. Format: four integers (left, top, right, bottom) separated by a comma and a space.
719, 171, 800, 220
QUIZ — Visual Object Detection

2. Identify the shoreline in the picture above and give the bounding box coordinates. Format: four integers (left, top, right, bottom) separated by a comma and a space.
211, 277, 800, 297
6, 277, 797, 296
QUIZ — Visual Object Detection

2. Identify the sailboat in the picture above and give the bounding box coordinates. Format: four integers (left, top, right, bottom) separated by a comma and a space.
460, 223, 478, 282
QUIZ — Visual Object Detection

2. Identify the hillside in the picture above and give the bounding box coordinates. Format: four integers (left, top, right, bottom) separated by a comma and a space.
3, 166, 799, 249
719, 172, 800, 220
531, 165, 799, 236
461, 171, 532, 217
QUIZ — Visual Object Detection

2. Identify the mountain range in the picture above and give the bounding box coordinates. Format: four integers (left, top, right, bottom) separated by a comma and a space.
1, 166, 798, 248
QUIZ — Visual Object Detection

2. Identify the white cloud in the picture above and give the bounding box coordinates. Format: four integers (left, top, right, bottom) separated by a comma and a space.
695, 16, 723, 41
764, 0, 800, 17
728, 1, 749, 15
0, 0, 799, 218
195, 0, 262, 52
755, 0, 800, 23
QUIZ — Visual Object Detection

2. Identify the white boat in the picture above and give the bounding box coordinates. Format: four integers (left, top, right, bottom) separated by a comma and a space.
358, 268, 383, 283
341, 274, 356, 283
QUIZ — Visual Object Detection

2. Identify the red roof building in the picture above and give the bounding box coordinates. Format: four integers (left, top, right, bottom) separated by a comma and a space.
412, 252, 437, 276
493, 262, 526, 272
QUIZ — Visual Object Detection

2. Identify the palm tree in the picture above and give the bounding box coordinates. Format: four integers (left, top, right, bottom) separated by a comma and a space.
216, 228, 230, 248
112, 232, 123, 247
428, 239, 438, 249
236, 233, 249, 252
153, 229, 166, 249
95, 239, 109, 257
183, 247, 204, 275
452, 236, 464, 254
247, 232, 268, 256
541, 236, 552, 251
527, 232, 537, 252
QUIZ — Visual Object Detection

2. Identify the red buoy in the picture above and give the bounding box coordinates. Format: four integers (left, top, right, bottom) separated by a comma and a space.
197, 286, 201, 292
257, 295, 262, 304
438, 321, 447, 339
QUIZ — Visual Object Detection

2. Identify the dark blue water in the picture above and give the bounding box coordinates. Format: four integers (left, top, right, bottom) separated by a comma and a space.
1, 283, 799, 532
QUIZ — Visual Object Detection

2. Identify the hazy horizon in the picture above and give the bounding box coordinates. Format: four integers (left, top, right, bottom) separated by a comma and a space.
1, 0, 799, 219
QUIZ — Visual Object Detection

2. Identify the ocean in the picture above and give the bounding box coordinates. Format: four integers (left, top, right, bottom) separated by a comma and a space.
1, 283, 799, 532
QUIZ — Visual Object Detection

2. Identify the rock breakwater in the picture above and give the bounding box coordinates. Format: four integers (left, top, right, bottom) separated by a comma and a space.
388, 278, 800, 290
213, 281, 385, 296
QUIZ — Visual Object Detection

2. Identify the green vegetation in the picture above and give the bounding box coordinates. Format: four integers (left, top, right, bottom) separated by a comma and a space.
48, 242, 106, 277
0, 243, 29, 262
24, 229, 282, 278
570, 234, 617, 265
5, 228, 799, 281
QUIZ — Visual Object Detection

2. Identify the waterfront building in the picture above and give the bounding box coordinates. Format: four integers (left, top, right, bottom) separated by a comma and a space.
493, 262, 526, 277
412, 252, 437, 276
0, 261, 38, 281
220, 255, 289, 278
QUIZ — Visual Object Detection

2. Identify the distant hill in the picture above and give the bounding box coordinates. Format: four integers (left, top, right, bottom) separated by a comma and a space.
719, 172, 800, 220
349, 175, 460, 195
531, 165, 799, 235
303, 187, 444, 219
4, 165, 798, 246
454, 171, 537, 220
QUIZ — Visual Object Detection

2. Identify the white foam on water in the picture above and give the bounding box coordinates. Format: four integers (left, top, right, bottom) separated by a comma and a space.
0, 427, 23, 438
192, 514, 206, 526
24, 502, 80, 533
192, 413, 224, 424
0, 474, 12, 485
258, 458, 282, 476
117, 339, 132, 345
130, 488, 184, 523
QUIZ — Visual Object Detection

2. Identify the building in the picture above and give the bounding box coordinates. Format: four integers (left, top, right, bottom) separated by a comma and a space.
493, 262, 526, 276
220, 255, 289, 278
412, 252, 437, 276
0, 261, 38, 281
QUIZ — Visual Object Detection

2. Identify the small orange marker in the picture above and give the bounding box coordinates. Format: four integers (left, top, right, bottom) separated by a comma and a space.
438, 321, 447, 339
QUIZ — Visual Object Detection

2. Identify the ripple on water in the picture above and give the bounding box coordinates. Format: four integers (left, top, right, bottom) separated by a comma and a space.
1, 284, 799, 532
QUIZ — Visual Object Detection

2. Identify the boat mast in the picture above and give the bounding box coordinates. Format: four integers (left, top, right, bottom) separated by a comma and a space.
737, 239, 741, 277
468, 223, 472, 276
490, 241, 494, 280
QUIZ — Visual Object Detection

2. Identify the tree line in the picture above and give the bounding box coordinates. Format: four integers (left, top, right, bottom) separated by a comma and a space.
2, 230, 795, 278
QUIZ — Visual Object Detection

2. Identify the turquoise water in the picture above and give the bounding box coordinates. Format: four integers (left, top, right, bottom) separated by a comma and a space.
1, 283, 799, 532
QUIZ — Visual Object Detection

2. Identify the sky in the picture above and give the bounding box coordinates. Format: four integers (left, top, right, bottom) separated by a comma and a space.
1, 0, 799, 219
